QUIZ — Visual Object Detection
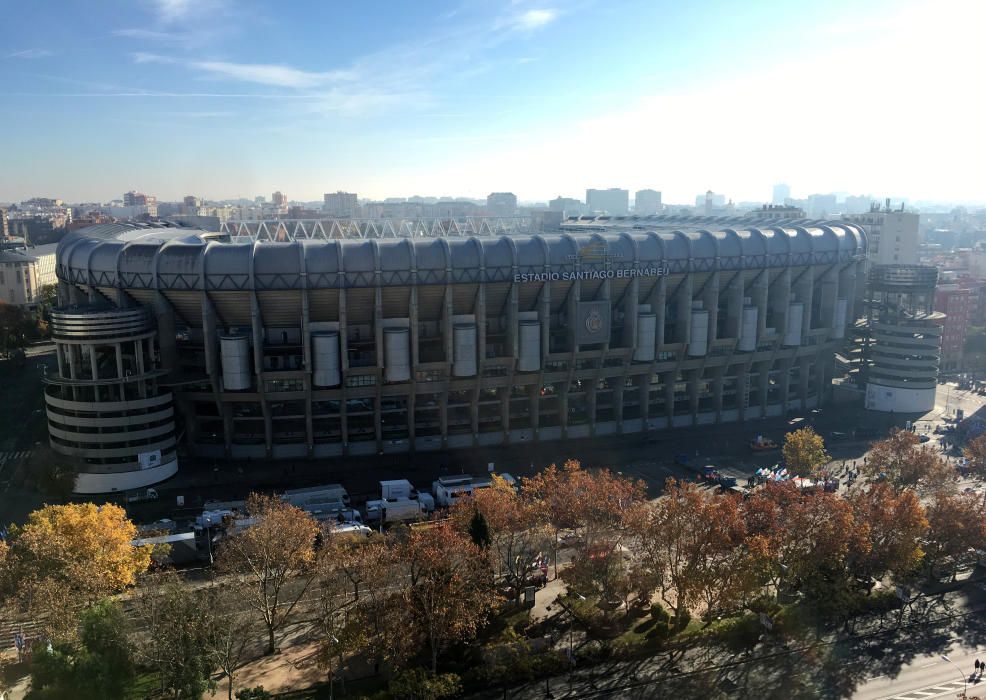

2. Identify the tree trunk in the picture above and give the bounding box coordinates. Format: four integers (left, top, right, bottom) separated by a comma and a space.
227, 671, 234, 700
267, 626, 276, 655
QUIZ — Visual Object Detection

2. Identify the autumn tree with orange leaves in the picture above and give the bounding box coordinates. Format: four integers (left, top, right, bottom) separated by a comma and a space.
394, 521, 497, 673
924, 490, 986, 580
458, 474, 551, 601
845, 483, 928, 587
962, 433, 986, 505
864, 428, 955, 495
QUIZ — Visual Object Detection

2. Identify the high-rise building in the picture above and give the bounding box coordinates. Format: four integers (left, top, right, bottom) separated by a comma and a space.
271, 191, 288, 207
486, 192, 518, 217
935, 284, 973, 372
548, 197, 585, 216
121, 191, 157, 217
844, 200, 919, 267
183, 195, 201, 208
772, 183, 791, 205
634, 189, 662, 215
586, 188, 629, 215
0, 208, 8, 240
807, 194, 838, 219
323, 191, 359, 217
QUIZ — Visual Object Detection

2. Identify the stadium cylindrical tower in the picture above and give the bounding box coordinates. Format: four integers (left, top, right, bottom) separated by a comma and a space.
44, 304, 178, 493
864, 265, 942, 413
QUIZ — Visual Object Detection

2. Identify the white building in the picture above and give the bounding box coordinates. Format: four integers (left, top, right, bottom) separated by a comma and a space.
486, 192, 517, 217
634, 189, 662, 215
0, 243, 57, 307
844, 202, 919, 267
586, 188, 629, 215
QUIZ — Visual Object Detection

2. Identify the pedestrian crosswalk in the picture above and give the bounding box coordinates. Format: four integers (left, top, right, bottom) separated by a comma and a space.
0, 450, 30, 469
883, 678, 974, 699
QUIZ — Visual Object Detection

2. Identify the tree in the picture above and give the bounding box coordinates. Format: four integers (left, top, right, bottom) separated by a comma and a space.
846, 483, 927, 587
204, 581, 261, 700
395, 521, 497, 673
632, 480, 755, 627
865, 428, 955, 495
742, 481, 855, 597
462, 475, 551, 601
924, 491, 986, 580
26, 600, 134, 700
962, 433, 986, 505
0, 300, 35, 355
2, 503, 151, 642
468, 508, 491, 549
216, 493, 318, 655
782, 426, 830, 477
135, 571, 215, 700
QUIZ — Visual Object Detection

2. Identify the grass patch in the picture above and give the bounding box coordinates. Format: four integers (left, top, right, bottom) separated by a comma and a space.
125, 671, 161, 699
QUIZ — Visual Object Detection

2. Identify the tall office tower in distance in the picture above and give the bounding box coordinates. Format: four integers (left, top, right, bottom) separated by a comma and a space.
586, 188, 629, 215
486, 192, 518, 217
323, 191, 359, 217
548, 197, 586, 217
634, 189, 662, 215
772, 183, 791, 205
844, 200, 919, 268
271, 191, 288, 207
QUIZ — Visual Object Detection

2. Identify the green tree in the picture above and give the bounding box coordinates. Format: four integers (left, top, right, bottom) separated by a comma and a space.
468, 508, 491, 549
135, 571, 215, 700
782, 426, 830, 477
26, 600, 135, 700
388, 669, 462, 700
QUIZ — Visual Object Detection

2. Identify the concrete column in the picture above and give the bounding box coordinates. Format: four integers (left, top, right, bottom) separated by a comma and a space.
758, 360, 771, 417
115, 343, 124, 380
676, 275, 693, 344
754, 270, 768, 340
153, 292, 177, 377
819, 267, 839, 331
725, 271, 744, 339
799, 357, 810, 409
713, 366, 725, 419
89, 344, 99, 382
67, 343, 78, 380
703, 271, 720, 342
539, 280, 551, 358
664, 371, 675, 420
688, 368, 700, 419
651, 276, 668, 348
794, 269, 813, 335
779, 358, 793, 412
374, 283, 384, 453
623, 277, 640, 349
771, 269, 792, 338
201, 294, 220, 392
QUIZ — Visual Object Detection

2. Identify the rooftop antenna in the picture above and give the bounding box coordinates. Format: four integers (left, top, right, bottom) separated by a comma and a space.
885, 197, 891, 213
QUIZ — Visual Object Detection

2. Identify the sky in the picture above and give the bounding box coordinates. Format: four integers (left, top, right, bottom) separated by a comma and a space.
0, 0, 984, 205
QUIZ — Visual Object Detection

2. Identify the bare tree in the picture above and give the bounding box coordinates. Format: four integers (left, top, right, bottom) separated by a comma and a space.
215, 493, 319, 655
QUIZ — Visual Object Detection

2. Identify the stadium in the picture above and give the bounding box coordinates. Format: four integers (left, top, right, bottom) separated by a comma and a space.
47, 215, 866, 493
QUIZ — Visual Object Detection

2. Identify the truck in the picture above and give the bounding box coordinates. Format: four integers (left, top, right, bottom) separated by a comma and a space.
366, 479, 435, 525
280, 483, 360, 522
125, 487, 159, 503
431, 473, 516, 508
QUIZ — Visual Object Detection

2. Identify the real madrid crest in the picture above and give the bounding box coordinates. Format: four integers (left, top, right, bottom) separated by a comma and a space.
585, 308, 603, 334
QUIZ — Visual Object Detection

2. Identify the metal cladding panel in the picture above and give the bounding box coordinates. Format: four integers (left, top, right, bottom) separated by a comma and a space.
312, 331, 341, 387
785, 302, 804, 346
575, 301, 612, 345
517, 320, 541, 372
832, 298, 848, 339
219, 335, 251, 390
633, 312, 657, 362
738, 306, 759, 351
308, 289, 340, 322
452, 323, 478, 377
688, 310, 710, 356
384, 327, 411, 382
209, 291, 252, 327
256, 290, 301, 326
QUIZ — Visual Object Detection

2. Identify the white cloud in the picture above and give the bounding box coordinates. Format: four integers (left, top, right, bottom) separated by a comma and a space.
151, 0, 194, 22
133, 52, 177, 65
191, 60, 352, 88
502, 8, 558, 31
7, 48, 53, 59
113, 28, 190, 43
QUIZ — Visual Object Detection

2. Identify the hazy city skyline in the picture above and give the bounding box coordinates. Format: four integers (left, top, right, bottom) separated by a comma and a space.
1, 0, 983, 204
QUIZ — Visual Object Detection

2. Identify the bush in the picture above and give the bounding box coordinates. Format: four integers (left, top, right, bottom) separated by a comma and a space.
650, 602, 671, 624
236, 688, 272, 700
388, 669, 462, 700
717, 614, 763, 651
672, 608, 691, 630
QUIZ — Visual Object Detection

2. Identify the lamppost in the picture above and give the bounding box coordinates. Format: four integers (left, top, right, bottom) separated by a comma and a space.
941, 654, 967, 699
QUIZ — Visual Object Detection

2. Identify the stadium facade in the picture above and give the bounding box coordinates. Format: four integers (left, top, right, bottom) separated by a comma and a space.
48, 215, 866, 493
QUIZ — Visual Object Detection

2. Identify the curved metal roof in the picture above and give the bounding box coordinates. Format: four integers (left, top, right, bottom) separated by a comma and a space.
56, 217, 866, 292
